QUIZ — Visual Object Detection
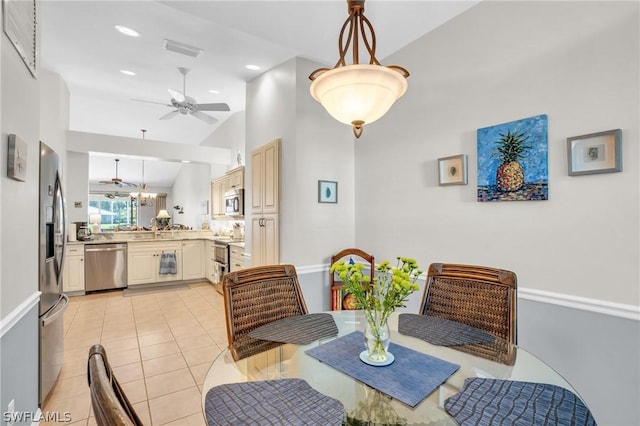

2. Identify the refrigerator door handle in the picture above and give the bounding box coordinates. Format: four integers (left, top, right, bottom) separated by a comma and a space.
41, 294, 69, 327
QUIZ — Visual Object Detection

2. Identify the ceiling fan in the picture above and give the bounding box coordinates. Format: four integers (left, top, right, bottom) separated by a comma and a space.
98, 159, 136, 187
137, 67, 230, 124
104, 191, 131, 199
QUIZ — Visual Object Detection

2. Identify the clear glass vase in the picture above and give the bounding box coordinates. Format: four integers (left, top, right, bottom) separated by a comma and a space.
363, 313, 391, 362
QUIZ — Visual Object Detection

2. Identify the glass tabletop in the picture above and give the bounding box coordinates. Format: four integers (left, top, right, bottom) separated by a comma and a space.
202, 311, 577, 425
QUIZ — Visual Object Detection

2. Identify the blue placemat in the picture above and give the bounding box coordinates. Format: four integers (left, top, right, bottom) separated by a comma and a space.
204, 378, 344, 426
305, 331, 460, 407
248, 313, 338, 345
398, 313, 496, 346
445, 378, 597, 426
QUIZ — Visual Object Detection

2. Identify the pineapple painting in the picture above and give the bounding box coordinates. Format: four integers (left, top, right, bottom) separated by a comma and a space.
494, 130, 531, 192
477, 115, 548, 202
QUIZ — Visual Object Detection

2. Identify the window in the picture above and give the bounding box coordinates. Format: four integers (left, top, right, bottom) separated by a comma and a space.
88, 193, 137, 231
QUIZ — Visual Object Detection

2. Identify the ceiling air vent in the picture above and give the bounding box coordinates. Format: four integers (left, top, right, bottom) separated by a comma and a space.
162, 39, 202, 58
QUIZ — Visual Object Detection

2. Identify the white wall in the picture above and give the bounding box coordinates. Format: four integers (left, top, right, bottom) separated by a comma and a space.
201, 110, 246, 173
356, 0, 639, 306
171, 162, 211, 229
244, 57, 356, 265
351, 1, 638, 424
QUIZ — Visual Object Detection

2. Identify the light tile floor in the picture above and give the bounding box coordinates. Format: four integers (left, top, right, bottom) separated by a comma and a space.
42, 282, 227, 426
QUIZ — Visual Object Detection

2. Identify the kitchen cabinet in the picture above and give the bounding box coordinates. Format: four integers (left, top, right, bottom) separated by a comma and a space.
211, 166, 245, 219
227, 166, 244, 190
211, 178, 226, 218
63, 245, 85, 293
229, 243, 245, 272
127, 241, 182, 286
251, 139, 280, 266
182, 240, 205, 280
251, 139, 279, 214
251, 214, 279, 266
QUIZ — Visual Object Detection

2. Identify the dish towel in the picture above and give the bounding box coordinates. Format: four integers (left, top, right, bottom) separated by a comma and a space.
159, 251, 177, 275
204, 379, 344, 426
445, 378, 597, 426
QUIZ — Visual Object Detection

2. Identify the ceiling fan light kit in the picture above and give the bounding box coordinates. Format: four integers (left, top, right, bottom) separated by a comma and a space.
158, 67, 230, 124
309, 0, 409, 138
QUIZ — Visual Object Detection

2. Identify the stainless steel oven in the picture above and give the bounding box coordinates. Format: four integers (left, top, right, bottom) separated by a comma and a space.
213, 241, 229, 294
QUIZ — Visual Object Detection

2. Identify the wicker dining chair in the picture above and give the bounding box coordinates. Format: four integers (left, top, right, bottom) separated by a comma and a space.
87, 344, 144, 426
419, 263, 518, 344
222, 264, 309, 361
330, 248, 375, 310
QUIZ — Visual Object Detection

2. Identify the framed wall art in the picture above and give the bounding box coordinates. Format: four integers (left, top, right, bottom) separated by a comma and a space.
3, 0, 37, 77
567, 129, 622, 176
438, 154, 468, 186
7, 134, 27, 181
318, 180, 338, 203
477, 114, 548, 202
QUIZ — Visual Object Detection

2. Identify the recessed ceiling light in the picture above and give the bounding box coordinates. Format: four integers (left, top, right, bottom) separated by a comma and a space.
208, 89, 220, 94
245, 64, 260, 71
114, 25, 140, 37
120, 69, 136, 76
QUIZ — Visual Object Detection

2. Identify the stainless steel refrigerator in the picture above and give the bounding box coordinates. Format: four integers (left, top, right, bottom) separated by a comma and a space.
39, 142, 69, 404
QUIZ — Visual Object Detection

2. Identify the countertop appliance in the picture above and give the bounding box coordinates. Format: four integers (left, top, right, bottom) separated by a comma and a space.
84, 243, 127, 292
225, 189, 244, 217
39, 142, 69, 404
74, 221, 92, 241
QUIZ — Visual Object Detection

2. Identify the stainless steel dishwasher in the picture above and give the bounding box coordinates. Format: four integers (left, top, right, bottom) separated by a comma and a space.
85, 243, 127, 291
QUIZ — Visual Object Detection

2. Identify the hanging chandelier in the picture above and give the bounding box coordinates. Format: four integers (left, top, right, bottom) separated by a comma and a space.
309, 0, 409, 138
130, 159, 157, 206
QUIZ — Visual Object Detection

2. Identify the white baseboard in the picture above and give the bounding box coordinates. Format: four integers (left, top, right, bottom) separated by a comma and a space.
297, 264, 640, 321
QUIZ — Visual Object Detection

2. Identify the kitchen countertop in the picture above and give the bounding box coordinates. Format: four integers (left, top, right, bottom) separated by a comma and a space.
68, 230, 244, 245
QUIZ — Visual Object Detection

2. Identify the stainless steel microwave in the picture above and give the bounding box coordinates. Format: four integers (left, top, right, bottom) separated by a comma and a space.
225, 189, 244, 217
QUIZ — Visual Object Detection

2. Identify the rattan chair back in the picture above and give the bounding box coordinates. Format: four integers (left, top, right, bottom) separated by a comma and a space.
87, 344, 144, 426
330, 248, 374, 310
223, 264, 309, 360
419, 263, 517, 344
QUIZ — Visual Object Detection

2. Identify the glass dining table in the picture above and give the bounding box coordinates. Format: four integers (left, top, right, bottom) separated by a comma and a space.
202, 311, 581, 425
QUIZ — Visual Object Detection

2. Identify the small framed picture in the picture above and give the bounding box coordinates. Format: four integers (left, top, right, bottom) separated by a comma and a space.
200, 200, 209, 215
318, 180, 338, 203
567, 129, 622, 176
7, 134, 27, 182
438, 154, 468, 186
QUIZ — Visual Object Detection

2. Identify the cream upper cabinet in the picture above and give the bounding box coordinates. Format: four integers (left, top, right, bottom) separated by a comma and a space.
210, 178, 226, 218
63, 245, 85, 293
211, 167, 245, 219
251, 138, 279, 215
227, 166, 244, 190
251, 139, 280, 266
182, 240, 205, 280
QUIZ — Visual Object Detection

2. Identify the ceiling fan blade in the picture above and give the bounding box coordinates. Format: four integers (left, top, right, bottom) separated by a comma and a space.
191, 110, 218, 124
131, 98, 172, 106
168, 88, 185, 103
195, 103, 230, 112
118, 181, 137, 188
160, 110, 180, 120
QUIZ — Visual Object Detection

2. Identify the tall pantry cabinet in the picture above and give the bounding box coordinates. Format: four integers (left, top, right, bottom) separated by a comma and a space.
251, 138, 280, 266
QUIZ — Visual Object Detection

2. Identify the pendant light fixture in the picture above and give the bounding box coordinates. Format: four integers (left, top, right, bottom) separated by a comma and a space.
130, 129, 157, 206
309, 0, 409, 138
